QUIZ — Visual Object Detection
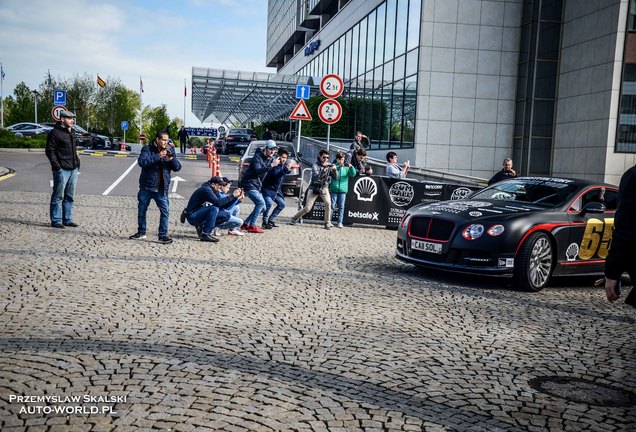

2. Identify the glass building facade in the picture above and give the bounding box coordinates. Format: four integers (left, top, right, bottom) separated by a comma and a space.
617, 0, 636, 152
295, 0, 421, 149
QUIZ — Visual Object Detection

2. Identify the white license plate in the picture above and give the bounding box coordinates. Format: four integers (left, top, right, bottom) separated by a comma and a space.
411, 239, 443, 254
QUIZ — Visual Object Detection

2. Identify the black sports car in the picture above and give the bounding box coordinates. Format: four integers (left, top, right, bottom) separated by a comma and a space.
396, 177, 618, 292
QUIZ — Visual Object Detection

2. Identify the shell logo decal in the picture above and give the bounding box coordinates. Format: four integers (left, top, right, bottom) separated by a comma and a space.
353, 177, 377, 202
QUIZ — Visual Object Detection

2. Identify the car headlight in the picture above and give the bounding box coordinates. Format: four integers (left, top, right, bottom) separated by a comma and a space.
462, 223, 484, 240
487, 224, 505, 236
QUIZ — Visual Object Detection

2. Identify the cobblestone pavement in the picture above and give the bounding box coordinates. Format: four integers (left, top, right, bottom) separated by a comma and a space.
0, 191, 634, 432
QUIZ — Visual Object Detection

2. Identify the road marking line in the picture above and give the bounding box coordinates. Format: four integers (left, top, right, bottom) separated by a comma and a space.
102, 159, 138, 196
0, 172, 16, 182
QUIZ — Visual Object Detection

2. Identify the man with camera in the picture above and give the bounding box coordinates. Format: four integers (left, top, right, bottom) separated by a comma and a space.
488, 158, 518, 185
240, 140, 280, 233
290, 149, 338, 229
347, 148, 373, 176
129, 131, 182, 244
261, 148, 291, 229
182, 176, 243, 242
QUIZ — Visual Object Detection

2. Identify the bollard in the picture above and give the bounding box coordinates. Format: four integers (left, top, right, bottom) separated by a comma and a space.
120, 141, 126, 151
216, 152, 221, 176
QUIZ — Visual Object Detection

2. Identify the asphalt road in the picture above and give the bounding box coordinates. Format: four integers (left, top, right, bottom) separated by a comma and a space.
0, 152, 246, 199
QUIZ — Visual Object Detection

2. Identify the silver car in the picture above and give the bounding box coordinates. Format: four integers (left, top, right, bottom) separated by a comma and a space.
5, 122, 53, 137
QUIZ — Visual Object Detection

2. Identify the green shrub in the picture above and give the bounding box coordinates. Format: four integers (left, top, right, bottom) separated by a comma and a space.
0, 129, 48, 148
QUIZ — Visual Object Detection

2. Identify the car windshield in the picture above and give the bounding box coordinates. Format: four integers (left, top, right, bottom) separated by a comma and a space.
471, 178, 580, 208
247, 143, 295, 158
73, 125, 88, 133
228, 128, 248, 135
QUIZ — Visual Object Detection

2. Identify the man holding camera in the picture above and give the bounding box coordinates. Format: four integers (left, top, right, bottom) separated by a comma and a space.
488, 158, 518, 185
290, 149, 338, 229
183, 176, 243, 242
240, 140, 280, 233
129, 131, 182, 244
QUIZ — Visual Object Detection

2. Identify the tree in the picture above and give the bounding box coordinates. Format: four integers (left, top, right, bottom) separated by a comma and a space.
93, 78, 140, 138
144, 105, 170, 142
5, 82, 36, 125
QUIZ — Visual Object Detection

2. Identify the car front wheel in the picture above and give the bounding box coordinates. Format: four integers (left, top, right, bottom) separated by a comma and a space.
513, 232, 554, 292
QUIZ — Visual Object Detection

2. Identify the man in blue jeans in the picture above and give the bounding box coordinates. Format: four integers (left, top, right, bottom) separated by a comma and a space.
45, 110, 81, 228
239, 140, 280, 233
261, 148, 290, 229
129, 131, 182, 244
183, 176, 244, 242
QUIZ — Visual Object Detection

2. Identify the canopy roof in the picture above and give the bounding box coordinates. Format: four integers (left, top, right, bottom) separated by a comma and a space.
191, 67, 316, 125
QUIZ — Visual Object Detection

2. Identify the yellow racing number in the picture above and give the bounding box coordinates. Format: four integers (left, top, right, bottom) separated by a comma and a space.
579, 218, 614, 260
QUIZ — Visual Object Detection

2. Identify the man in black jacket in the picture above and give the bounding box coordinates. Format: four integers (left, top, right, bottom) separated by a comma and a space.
488, 158, 518, 185
129, 131, 182, 244
605, 165, 636, 307
45, 110, 81, 228
177, 126, 189, 154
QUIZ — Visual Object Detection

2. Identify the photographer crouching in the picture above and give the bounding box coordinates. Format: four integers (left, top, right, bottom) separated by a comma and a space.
290, 149, 339, 229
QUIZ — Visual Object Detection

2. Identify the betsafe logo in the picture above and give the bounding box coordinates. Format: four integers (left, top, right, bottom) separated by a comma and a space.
354, 177, 377, 202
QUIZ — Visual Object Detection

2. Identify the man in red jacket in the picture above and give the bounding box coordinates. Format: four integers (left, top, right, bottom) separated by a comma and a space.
45, 110, 81, 228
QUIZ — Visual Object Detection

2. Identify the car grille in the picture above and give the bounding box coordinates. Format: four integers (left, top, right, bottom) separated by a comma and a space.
409, 217, 455, 241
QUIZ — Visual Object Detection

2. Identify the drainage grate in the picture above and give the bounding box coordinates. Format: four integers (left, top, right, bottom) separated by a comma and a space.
529, 376, 636, 407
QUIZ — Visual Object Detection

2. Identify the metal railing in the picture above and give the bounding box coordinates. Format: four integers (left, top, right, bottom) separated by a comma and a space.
291, 136, 487, 187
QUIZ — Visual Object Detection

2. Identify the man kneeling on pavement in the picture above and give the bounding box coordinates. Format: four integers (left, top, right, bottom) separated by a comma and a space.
182, 176, 244, 242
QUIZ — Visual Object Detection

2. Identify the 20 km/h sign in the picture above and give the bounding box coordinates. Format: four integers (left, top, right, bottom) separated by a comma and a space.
318, 99, 342, 124
320, 74, 344, 98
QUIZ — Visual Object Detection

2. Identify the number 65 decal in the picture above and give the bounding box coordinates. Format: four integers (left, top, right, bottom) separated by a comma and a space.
579, 218, 614, 260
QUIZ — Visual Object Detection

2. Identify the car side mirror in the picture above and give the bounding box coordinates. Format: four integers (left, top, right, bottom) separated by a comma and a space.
580, 201, 606, 215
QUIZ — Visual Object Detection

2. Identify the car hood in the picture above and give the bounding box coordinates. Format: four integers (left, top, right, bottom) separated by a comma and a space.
410, 199, 548, 222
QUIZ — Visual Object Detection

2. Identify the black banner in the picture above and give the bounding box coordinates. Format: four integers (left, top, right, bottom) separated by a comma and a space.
301, 177, 481, 228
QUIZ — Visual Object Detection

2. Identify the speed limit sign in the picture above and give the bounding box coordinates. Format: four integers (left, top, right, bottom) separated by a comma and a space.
318, 99, 342, 124
51, 105, 66, 121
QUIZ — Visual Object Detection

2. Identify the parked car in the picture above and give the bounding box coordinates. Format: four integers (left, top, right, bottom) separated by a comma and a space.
5, 122, 52, 137
223, 128, 256, 154
396, 177, 619, 292
214, 136, 226, 154
238, 140, 302, 195
43, 123, 111, 149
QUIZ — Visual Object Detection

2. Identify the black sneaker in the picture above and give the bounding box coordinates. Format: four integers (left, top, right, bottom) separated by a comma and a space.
129, 232, 146, 239
51, 222, 65, 228
261, 223, 272, 230
268, 221, 279, 228
64, 222, 79, 227
196, 225, 203, 237
199, 233, 219, 243
158, 235, 173, 244
180, 209, 187, 224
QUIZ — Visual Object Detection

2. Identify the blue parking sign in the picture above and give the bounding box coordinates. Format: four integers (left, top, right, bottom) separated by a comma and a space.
54, 89, 66, 106
296, 85, 310, 99
121, 121, 129, 131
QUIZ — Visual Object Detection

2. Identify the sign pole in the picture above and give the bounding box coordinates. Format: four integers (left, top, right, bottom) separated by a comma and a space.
327, 124, 331, 151
124, 129, 126, 144
296, 120, 302, 154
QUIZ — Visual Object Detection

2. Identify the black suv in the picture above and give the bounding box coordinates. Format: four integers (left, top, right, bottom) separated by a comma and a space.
224, 128, 256, 154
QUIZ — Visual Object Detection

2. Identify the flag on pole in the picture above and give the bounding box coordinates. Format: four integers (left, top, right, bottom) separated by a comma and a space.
184, 81, 187, 97
47, 70, 52, 86
97, 75, 106, 88
1, 66, 5, 80
140, 77, 144, 93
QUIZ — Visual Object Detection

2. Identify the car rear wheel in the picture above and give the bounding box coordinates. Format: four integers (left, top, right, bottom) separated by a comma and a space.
514, 232, 554, 292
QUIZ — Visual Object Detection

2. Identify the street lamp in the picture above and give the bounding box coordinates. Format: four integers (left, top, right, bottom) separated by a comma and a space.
32, 90, 38, 123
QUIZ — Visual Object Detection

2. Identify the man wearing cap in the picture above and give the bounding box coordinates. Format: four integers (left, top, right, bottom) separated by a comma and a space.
239, 140, 280, 233
129, 130, 182, 244
184, 176, 243, 242
46, 110, 81, 228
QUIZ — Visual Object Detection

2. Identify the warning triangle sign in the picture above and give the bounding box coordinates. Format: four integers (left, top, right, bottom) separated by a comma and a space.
289, 99, 312, 120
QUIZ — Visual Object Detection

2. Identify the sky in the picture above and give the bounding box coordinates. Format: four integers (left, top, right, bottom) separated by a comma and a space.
0, 0, 274, 127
